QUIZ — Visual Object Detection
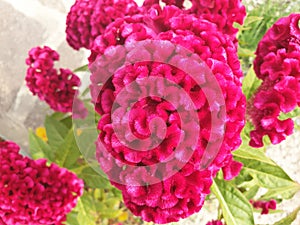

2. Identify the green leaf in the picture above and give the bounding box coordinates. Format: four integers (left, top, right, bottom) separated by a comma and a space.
238, 47, 255, 58
45, 116, 69, 151
55, 128, 81, 168
243, 185, 260, 200
29, 130, 54, 161
78, 166, 111, 189
100, 209, 123, 219
77, 193, 97, 225
234, 152, 298, 190
244, 16, 263, 26
242, 66, 262, 100
261, 184, 300, 201
279, 107, 300, 120
274, 206, 300, 225
73, 64, 89, 73
66, 212, 80, 225
233, 148, 275, 165
211, 178, 254, 225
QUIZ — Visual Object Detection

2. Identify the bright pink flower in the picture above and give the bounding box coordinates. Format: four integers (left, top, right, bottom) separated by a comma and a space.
66, 0, 139, 50
254, 14, 300, 80
248, 14, 300, 147
90, 7, 245, 223
25, 46, 87, 119
0, 141, 84, 225
251, 199, 277, 215
206, 220, 225, 225
158, 0, 246, 40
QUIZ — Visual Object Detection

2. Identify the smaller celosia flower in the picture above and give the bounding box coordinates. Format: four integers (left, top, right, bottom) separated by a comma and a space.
248, 14, 300, 147
206, 220, 225, 225
66, 0, 139, 50
250, 199, 277, 215
0, 141, 84, 225
25, 46, 87, 119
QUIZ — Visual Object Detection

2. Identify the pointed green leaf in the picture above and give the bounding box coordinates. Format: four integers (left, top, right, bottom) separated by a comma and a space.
73, 64, 89, 73
211, 178, 254, 225
274, 206, 300, 225
29, 130, 54, 161
45, 116, 69, 151
78, 167, 111, 189
244, 185, 260, 200
234, 153, 297, 189
261, 184, 300, 201
77, 193, 97, 225
242, 67, 262, 100
55, 128, 81, 168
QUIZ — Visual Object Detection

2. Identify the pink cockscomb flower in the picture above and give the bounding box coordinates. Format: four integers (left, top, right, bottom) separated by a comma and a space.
90, 6, 245, 224
206, 220, 225, 225
0, 141, 84, 225
155, 0, 246, 40
25, 46, 87, 119
66, 0, 139, 50
248, 14, 300, 147
250, 199, 277, 215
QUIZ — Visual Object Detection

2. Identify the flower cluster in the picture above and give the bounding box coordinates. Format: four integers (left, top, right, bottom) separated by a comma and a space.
250, 199, 277, 215
248, 14, 300, 147
25, 46, 87, 119
206, 220, 225, 225
0, 141, 84, 225
66, 0, 139, 50
143, 0, 246, 41
88, 4, 246, 224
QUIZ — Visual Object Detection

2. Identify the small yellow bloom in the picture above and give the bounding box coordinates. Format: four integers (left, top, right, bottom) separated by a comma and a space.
118, 212, 128, 222
35, 127, 48, 142
76, 128, 83, 136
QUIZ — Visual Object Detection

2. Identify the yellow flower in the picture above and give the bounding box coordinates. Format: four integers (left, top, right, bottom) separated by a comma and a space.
118, 212, 128, 222
35, 127, 48, 142
76, 128, 83, 136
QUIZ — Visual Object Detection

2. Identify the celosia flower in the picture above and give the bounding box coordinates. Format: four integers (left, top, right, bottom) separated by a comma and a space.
153, 0, 246, 40
250, 199, 277, 215
66, 0, 139, 50
90, 6, 245, 223
248, 14, 300, 147
206, 220, 225, 225
0, 141, 84, 225
25, 46, 87, 119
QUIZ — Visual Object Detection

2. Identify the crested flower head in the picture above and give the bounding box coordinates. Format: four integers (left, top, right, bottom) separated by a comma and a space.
90, 7, 245, 223
66, 0, 139, 50
0, 141, 84, 225
25, 46, 87, 119
249, 14, 300, 147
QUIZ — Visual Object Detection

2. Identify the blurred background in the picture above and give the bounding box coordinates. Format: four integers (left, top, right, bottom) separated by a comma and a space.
0, 0, 299, 224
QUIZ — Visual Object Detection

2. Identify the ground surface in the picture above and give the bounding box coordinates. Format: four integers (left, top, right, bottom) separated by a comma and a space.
0, 0, 299, 224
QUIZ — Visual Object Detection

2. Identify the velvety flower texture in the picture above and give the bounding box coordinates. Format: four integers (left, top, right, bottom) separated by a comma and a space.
248, 14, 300, 147
25, 46, 87, 119
250, 199, 277, 215
0, 141, 84, 225
156, 0, 246, 40
90, 5, 245, 224
206, 220, 225, 225
66, 0, 139, 50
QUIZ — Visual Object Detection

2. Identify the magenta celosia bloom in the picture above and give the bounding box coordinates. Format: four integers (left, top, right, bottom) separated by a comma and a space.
151, 0, 246, 40
250, 199, 277, 215
90, 6, 245, 223
206, 220, 225, 225
66, 0, 139, 50
0, 141, 84, 225
25, 46, 87, 119
248, 14, 300, 147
